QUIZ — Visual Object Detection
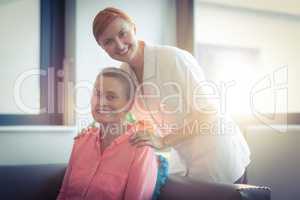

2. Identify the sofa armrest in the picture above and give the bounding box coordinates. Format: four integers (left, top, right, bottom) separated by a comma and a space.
159, 175, 271, 200
236, 184, 271, 200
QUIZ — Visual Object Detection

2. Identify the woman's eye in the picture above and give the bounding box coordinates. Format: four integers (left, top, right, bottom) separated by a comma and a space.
104, 39, 113, 46
119, 31, 126, 38
95, 91, 101, 97
107, 95, 116, 101
93, 89, 101, 97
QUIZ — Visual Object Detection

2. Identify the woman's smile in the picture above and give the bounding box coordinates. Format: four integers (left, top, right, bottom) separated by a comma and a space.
117, 46, 129, 56
96, 106, 114, 113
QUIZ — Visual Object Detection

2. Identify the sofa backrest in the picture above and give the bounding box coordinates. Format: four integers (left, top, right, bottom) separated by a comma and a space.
0, 164, 66, 200
0, 163, 270, 200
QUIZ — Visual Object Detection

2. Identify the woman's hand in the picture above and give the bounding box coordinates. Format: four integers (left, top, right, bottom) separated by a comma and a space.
129, 130, 165, 150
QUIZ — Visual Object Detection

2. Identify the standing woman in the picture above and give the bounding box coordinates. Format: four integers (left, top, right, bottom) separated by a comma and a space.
92, 7, 250, 184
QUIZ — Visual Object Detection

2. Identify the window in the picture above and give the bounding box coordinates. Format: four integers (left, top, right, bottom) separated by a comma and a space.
0, 0, 65, 125
194, 1, 300, 125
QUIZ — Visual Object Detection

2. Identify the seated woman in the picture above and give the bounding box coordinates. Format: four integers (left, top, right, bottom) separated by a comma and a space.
57, 68, 158, 200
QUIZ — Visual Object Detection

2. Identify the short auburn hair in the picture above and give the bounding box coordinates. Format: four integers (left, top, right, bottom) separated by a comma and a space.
93, 7, 135, 43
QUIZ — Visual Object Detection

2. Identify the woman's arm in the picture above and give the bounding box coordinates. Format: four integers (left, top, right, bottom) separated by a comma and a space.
124, 146, 158, 200
130, 113, 215, 150
130, 47, 218, 150
56, 158, 73, 200
56, 165, 72, 200
56, 138, 79, 200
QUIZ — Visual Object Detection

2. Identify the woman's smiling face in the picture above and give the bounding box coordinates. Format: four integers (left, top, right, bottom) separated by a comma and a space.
91, 75, 130, 124
98, 18, 138, 63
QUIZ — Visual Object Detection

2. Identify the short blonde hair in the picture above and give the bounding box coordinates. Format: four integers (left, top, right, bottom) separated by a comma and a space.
95, 67, 136, 100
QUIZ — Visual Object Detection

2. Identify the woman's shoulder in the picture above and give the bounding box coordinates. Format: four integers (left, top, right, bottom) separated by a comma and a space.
73, 127, 98, 141
147, 43, 191, 58
68, 127, 99, 157
147, 44, 200, 78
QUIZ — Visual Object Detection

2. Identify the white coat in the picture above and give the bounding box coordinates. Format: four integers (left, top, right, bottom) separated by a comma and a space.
121, 43, 251, 183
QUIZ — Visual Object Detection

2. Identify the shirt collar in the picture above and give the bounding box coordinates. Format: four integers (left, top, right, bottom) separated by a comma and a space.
97, 124, 135, 146
143, 42, 157, 81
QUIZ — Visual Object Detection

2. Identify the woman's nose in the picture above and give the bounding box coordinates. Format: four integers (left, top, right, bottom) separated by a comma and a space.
115, 37, 124, 50
100, 96, 109, 106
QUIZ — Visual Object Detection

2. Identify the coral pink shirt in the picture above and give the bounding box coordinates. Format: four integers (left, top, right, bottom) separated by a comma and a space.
57, 125, 157, 200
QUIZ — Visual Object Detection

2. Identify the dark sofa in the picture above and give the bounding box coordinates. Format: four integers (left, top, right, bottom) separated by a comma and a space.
0, 164, 270, 200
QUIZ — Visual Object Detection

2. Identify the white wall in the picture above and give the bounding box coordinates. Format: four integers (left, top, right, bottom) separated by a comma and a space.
0, 127, 75, 165
198, 0, 300, 16
195, 3, 300, 114
75, 0, 177, 129
0, 0, 40, 114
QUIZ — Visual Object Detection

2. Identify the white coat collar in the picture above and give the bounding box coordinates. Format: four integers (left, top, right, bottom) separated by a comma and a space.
143, 43, 158, 82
